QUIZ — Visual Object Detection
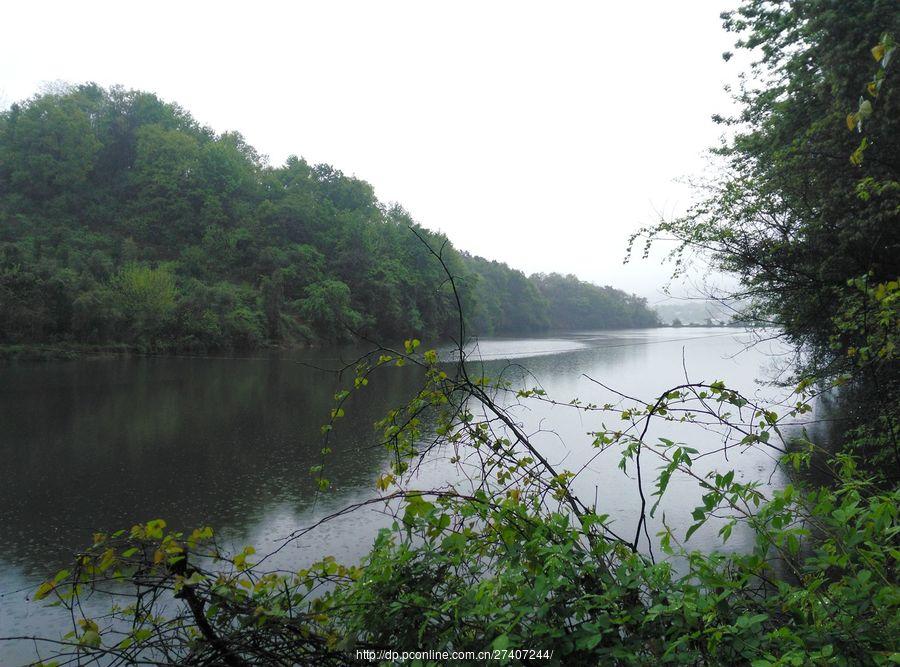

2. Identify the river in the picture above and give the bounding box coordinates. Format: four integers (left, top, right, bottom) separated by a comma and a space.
0, 327, 801, 663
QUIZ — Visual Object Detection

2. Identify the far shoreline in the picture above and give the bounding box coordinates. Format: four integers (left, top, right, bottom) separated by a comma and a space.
0, 323, 756, 363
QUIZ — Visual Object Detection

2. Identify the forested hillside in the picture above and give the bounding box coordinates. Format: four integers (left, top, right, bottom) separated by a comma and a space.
461, 254, 658, 334
0, 86, 657, 351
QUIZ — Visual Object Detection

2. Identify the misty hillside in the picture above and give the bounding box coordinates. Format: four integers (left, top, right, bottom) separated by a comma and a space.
653, 300, 742, 326
0, 85, 658, 351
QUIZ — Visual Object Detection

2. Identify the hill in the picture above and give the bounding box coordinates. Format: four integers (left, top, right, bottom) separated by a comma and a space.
0, 84, 658, 351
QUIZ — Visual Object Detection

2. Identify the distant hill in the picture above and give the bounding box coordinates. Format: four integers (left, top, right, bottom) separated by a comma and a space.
0, 84, 659, 351
653, 300, 741, 326
462, 254, 658, 333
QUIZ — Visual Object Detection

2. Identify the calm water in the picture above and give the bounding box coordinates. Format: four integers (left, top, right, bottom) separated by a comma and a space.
0, 328, 800, 663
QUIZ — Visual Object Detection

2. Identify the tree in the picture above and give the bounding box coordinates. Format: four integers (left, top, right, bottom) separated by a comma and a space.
631, 1, 899, 472
0, 89, 101, 208
112, 263, 177, 343
0, 84, 659, 353
299, 279, 362, 341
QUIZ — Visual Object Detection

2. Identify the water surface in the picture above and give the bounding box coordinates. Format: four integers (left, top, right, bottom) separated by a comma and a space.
0, 328, 799, 663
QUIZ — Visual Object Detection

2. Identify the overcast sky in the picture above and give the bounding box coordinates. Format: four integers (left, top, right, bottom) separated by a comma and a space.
1, 1, 740, 300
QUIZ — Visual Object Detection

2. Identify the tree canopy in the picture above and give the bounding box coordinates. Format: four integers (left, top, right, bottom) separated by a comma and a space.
0, 85, 657, 352
633, 0, 899, 471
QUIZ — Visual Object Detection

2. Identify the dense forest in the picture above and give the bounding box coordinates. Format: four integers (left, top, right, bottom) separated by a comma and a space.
463, 253, 658, 333
0, 87, 657, 352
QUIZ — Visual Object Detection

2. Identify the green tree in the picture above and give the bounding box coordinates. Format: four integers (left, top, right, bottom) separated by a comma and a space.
112, 263, 177, 342
299, 279, 362, 341
0, 89, 101, 208
0, 84, 660, 354
631, 1, 899, 472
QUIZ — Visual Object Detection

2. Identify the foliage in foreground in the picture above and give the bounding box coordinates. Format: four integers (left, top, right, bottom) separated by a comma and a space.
20, 337, 900, 665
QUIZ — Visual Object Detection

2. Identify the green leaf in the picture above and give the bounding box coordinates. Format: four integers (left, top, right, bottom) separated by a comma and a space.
80, 630, 101, 648
685, 522, 703, 541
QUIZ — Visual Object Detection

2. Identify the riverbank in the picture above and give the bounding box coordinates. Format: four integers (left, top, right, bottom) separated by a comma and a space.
0, 325, 755, 363
0, 343, 135, 362
0, 328, 795, 665
0, 340, 319, 363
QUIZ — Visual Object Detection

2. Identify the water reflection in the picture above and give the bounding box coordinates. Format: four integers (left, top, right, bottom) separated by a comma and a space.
1, 329, 811, 663
452, 329, 797, 557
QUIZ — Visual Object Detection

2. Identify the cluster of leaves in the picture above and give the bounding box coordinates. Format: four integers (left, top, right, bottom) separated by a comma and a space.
0, 84, 657, 353
28, 518, 360, 665
848, 32, 896, 164
321, 468, 898, 665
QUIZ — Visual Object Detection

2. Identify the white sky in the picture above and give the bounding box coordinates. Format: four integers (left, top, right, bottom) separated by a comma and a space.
1, 1, 741, 300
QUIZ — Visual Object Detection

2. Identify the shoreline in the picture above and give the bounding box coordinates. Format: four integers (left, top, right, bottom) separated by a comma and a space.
0, 324, 752, 363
